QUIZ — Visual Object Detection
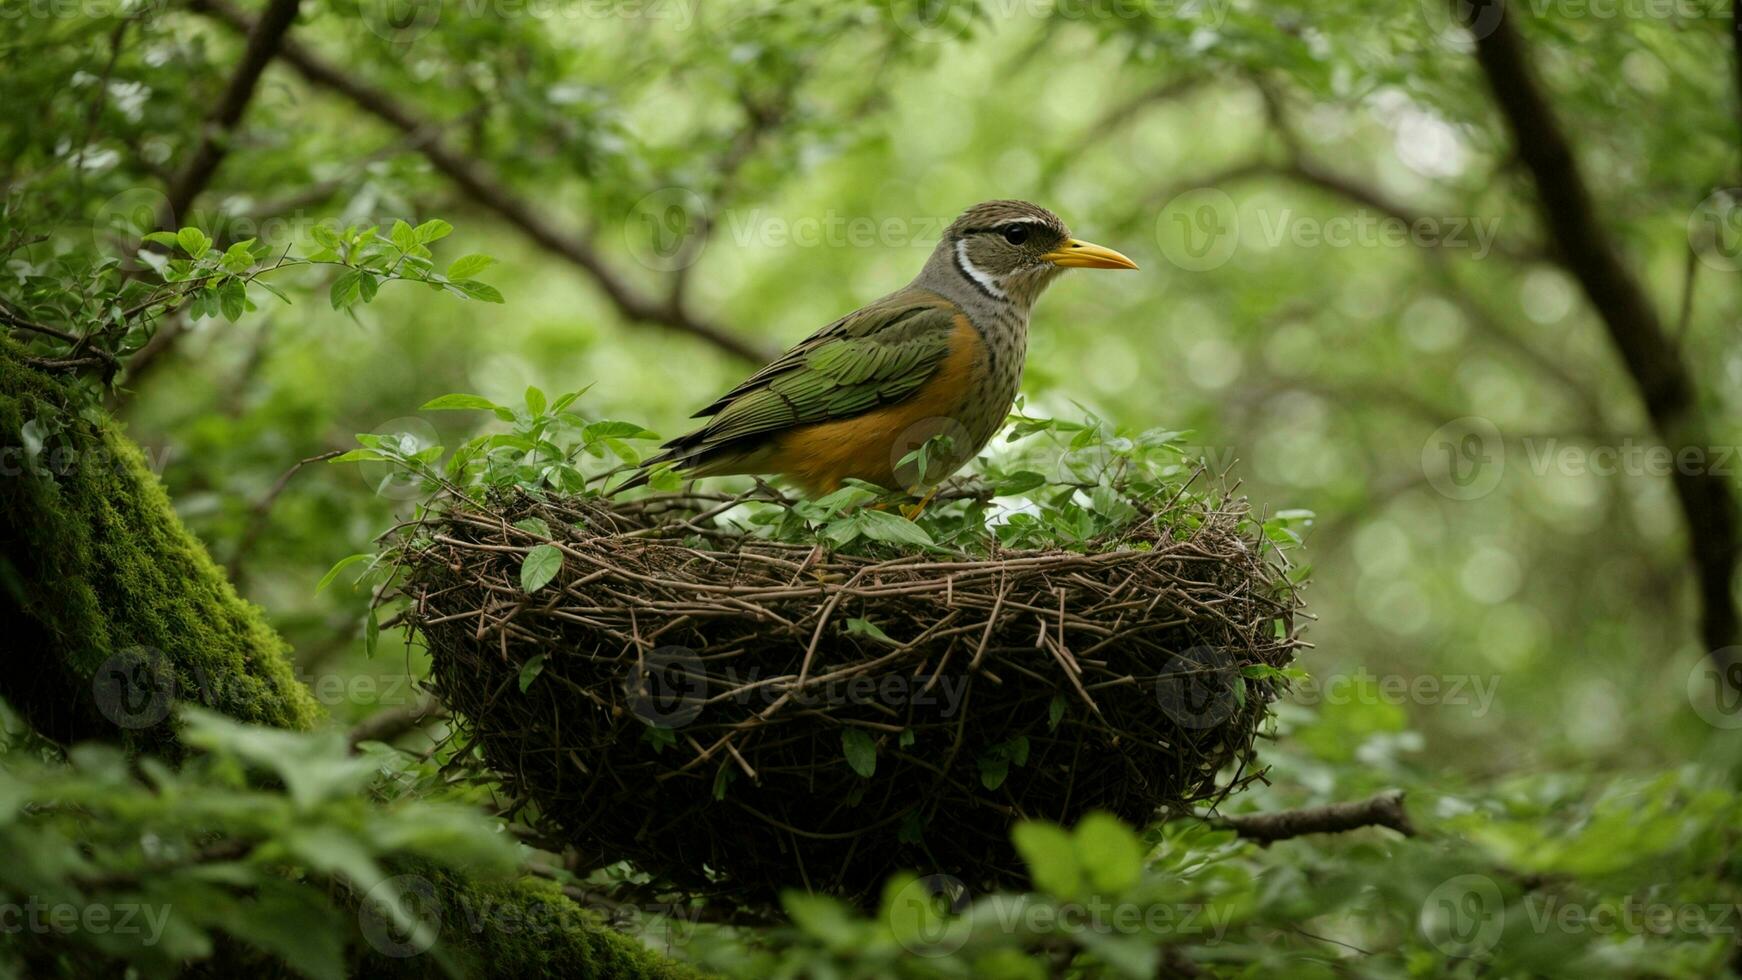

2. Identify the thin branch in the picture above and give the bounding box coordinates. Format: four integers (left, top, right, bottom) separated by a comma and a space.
191, 0, 774, 364
0, 306, 123, 376
1210, 791, 1415, 844
1039, 75, 1208, 191
224, 448, 344, 581
348, 693, 449, 749
159, 0, 304, 228
1462, 0, 1741, 664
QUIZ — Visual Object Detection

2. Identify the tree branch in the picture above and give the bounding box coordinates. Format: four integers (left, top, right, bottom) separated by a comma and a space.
348, 693, 448, 750
159, 0, 303, 228
190, 0, 774, 364
225, 447, 344, 582
1211, 791, 1416, 844
1462, 0, 1741, 663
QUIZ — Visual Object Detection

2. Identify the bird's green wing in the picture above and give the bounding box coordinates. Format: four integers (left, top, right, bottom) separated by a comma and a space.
662, 292, 961, 458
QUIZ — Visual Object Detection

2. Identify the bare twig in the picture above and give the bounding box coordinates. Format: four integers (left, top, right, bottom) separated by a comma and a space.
191, 0, 774, 363
1210, 791, 1415, 844
348, 693, 448, 749
225, 448, 345, 581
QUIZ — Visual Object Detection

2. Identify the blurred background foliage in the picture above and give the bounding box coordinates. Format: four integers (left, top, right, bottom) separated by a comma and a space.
6, 0, 1742, 974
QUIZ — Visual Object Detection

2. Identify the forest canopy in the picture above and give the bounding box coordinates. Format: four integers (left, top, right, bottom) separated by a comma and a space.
3, 0, 1742, 976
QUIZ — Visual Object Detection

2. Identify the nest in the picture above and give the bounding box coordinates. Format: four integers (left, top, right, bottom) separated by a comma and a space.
392, 488, 1303, 904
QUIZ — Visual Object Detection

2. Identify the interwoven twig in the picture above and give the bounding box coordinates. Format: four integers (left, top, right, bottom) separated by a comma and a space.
389, 488, 1305, 904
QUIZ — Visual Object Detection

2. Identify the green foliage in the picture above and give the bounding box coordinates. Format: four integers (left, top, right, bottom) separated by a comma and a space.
0, 706, 702, 980
4, 0, 1741, 976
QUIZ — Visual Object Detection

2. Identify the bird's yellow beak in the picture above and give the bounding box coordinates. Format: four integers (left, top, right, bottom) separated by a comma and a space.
1040, 238, 1139, 270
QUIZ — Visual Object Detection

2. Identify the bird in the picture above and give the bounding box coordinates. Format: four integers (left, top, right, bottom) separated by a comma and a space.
623, 200, 1137, 501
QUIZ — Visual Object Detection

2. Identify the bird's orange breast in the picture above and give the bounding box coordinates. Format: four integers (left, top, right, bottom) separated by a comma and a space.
768, 315, 988, 496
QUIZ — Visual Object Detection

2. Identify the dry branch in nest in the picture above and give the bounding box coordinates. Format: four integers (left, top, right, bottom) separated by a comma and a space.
387, 487, 1304, 905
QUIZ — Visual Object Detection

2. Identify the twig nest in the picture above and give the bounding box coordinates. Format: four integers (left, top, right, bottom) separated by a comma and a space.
394, 489, 1302, 903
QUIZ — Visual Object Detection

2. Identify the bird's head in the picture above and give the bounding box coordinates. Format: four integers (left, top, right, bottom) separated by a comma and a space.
928, 199, 1137, 308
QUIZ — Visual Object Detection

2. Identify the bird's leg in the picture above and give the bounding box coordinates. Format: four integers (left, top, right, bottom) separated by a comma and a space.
901, 486, 940, 521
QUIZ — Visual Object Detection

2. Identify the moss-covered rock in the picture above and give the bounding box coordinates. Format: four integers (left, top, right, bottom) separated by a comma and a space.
0, 339, 322, 752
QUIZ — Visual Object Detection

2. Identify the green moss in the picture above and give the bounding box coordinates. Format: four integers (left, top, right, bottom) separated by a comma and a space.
0, 339, 322, 752
372, 871, 714, 980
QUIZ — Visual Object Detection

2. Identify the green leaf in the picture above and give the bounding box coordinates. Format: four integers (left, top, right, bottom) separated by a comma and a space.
712, 765, 734, 800
856, 508, 933, 547
176, 226, 211, 258
520, 544, 563, 593
421, 393, 500, 411
218, 279, 247, 321
445, 253, 495, 279
841, 728, 877, 778
782, 892, 860, 951
1074, 811, 1145, 895
1012, 821, 1081, 899
454, 279, 504, 303
143, 230, 180, 247
513, 517, 552, 537
329, 269, 363, 310
1048, 693, 1066, 731
994, 470, 1048, 495
525, 386, 547, 416
390, 219, 417, 252
518, 654, 546, 692
845, 617, 899, 647
414, 218, 454, 243
363, 606, 380, 658
316, 553, 372, 594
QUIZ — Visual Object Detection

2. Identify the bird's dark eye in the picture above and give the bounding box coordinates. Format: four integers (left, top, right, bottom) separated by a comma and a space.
1000, 225, 1029, 246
